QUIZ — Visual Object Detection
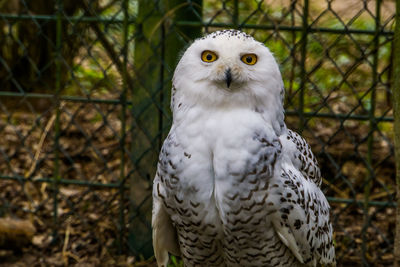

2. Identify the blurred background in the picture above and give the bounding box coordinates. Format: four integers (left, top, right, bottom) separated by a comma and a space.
0, 0, 397, 266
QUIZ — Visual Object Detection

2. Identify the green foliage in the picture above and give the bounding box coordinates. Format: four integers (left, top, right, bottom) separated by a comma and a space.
168, 255, 184, 267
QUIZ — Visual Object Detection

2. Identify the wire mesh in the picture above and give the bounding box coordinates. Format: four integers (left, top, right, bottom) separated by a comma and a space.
0, 0, 397, 265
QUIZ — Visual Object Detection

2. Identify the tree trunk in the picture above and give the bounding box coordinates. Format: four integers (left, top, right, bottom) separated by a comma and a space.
0, 0, 94, 94
130, 0, 202, 258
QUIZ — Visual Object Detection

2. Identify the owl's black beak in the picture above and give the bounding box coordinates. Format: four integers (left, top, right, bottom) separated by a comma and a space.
225, 68, 232, 88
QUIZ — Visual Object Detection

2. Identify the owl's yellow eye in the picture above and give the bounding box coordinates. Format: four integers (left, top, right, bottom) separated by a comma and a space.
201, 50, 218, 63
241, 54, 257, 65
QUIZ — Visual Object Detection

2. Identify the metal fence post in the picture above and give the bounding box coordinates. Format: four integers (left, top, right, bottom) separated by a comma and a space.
118, 0, 129, 254
52, 0, 63, 243
233, 0, 239, 29
362, 1, 382, 265
299, 0, 309, 132
393, 0, 400, 265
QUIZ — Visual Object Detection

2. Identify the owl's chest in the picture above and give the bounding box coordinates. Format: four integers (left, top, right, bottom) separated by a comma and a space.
156, 109, 283, 265
164, 109, 274, 188
159, 108, 280, 227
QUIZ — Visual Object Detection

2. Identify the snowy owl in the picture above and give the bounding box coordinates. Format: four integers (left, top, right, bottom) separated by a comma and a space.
152, 29, 335, 267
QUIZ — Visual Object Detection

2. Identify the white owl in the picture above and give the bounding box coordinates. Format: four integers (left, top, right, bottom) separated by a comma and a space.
152, 30, 335, 267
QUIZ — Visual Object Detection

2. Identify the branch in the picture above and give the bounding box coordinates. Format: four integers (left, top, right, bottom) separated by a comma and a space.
0, 218, 36, 250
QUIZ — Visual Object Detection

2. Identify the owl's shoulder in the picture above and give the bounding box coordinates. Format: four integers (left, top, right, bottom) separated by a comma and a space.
279, 129, 322, 187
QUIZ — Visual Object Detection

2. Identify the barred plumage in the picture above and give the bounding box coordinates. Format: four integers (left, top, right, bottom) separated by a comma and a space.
152, 30, 335, 267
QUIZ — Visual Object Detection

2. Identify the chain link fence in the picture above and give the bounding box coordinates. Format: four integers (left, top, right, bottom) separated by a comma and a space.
0, 0, 398, 266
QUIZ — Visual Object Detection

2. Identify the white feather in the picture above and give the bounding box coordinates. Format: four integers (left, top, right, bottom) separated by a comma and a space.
273, 220, 305, 264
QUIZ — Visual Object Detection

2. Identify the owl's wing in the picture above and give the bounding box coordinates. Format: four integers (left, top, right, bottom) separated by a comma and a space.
152, 184, 180, 267
280, 129, 322, 187
269, 164, 335, 266
152, 131, 181, 267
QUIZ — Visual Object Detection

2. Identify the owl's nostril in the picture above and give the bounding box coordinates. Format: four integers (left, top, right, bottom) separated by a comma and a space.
225, 68, 232, 88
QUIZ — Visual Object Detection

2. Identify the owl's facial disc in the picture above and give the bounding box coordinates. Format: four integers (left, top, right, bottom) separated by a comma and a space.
199, 50, 259, 90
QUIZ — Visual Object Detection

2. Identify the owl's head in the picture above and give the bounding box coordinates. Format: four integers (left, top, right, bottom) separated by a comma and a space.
172, 30, 285, 132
